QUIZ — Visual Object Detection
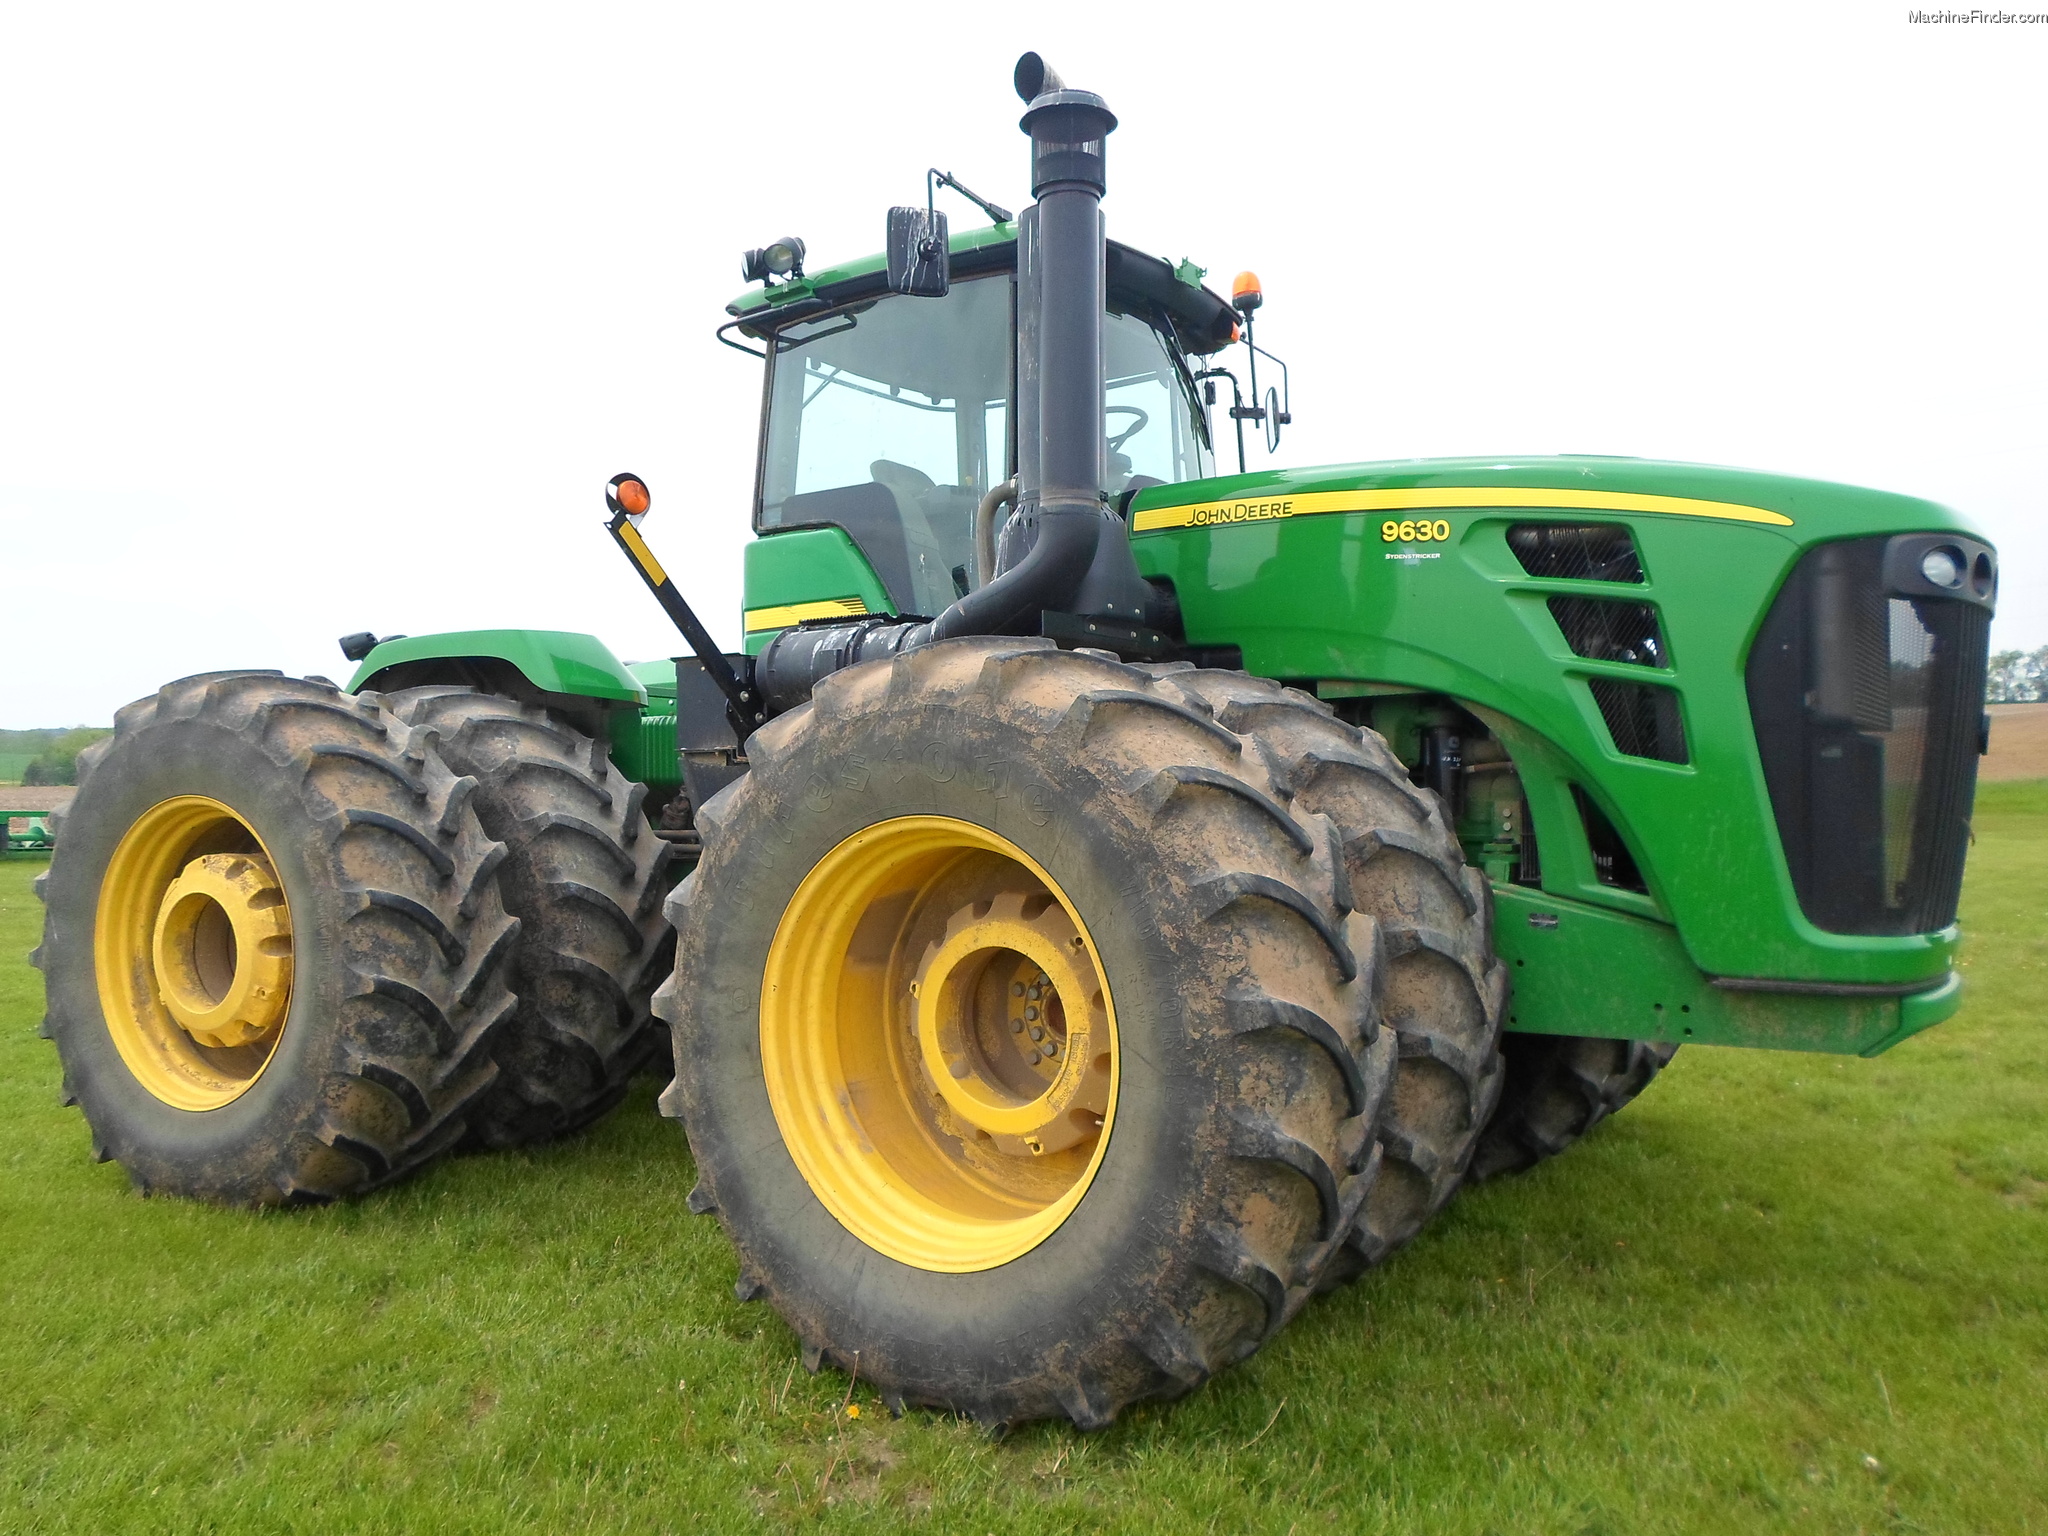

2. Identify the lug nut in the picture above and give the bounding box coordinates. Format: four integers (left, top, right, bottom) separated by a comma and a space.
1011, 1017, 1024, 1033
1025, 1005, 1038, 1021
1029, 1026, 1044, 1041
1012, 982, 1025, 997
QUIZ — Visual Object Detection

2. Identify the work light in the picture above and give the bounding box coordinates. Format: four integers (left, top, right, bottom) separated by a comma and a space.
1919, 546, 1963, 588
742, 237, 806, 285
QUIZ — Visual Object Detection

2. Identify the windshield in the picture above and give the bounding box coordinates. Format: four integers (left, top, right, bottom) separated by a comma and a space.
1104, 309, 1213, 493
757, 277, 1212, 617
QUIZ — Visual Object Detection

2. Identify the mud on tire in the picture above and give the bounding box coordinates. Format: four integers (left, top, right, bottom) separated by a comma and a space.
1469, 1034, 1679, 1181
1151, 671, 1507, 1277
384, 688, 674, 1148
655, 640, 1398, 1430
31, 672, 520, 1204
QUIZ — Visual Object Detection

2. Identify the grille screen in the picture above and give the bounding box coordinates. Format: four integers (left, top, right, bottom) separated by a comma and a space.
1549, 596, 1668, 667
1746, 537, 1991, 935
1589, 679, 1689, 763
1507, 523, 1644, 582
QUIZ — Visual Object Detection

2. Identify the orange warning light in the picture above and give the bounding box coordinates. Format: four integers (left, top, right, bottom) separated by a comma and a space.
616, 478, 651, 516
1231, 271, 1263, 314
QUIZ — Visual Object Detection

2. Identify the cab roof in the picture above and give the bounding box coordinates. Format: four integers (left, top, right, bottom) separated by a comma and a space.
724, 223, 1239, 357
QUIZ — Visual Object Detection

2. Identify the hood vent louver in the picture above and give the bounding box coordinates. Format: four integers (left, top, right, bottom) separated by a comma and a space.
1589, 678, 1689, 764
1507, 523, 1644, 583
1548, 596, 1668, 668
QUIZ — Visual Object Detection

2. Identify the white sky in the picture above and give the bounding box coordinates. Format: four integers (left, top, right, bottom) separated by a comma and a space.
2, 1, 2041, 727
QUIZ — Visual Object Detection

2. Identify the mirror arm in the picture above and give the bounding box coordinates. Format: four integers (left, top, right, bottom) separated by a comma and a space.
1247, 338, 1292, 426
1243, 312, 1261, 428
930, 168, 1015, 226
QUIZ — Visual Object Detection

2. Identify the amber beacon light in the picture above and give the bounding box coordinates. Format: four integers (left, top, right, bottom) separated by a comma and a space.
606, 472, 652, 519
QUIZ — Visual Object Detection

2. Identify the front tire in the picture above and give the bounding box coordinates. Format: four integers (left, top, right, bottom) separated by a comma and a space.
1468, 1034, 1679, 1181
656, 641, 1396, 1429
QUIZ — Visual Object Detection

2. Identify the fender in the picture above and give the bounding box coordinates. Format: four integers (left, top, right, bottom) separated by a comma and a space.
347, 629, 647, 738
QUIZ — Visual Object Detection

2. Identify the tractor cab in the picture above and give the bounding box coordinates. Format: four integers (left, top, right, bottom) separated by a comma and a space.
729, 231, 1236, 621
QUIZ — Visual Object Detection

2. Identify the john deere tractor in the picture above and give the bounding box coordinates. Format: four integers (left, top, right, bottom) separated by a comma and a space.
33, 55, 1996, 1429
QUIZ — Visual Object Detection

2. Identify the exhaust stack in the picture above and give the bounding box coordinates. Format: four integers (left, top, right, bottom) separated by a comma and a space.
756, 52, 1152, 713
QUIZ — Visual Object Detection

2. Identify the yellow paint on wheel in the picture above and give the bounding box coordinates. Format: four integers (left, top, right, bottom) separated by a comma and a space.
95, 796, 294, 1110
760, 816, 1119, 1272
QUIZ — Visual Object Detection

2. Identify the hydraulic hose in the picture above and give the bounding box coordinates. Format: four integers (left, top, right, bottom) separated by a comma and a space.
973, 478, 1017, 589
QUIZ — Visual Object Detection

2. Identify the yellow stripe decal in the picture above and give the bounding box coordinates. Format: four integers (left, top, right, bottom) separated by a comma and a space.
1130, 486, 1794, 533
618, 521, 670, 586
744, 595, 873, 633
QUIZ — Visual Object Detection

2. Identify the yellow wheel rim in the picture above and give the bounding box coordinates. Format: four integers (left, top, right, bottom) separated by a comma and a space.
761, 816, 1120, 1272
94, 796, 295, 1111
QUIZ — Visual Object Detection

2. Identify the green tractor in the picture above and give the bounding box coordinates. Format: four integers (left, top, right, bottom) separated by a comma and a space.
33, 54, 1995, 1429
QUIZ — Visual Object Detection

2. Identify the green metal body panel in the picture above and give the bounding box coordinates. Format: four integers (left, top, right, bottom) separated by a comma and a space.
348, 629, 647, 705
1492, 886, 1961, 1057
626, 658, 678, 700
742, 528, 897, 656
1121, 454, 1982, 1050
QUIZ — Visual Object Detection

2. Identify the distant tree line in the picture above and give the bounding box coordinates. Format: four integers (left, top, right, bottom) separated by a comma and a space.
0, 727, 113, 786
1987, 648, 2048, 704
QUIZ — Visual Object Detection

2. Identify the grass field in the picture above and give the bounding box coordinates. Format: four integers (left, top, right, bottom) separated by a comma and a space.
2, 787, 2043, 1534
0, 752, 37, 785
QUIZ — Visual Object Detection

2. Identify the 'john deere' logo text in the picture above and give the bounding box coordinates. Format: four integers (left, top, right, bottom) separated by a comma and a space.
1187, 499, 1295, 527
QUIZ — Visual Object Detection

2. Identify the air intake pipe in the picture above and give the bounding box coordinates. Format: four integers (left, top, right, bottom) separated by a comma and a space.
757, 52, 1150, 716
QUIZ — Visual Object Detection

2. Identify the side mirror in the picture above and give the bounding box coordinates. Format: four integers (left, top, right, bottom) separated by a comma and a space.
1264, 388, 1285, 453
886, 206, 950, 297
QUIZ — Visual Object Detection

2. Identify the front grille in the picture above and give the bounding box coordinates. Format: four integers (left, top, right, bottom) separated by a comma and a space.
1549, 596, 1668, 667
1589, 679, 1689, 763
1746, 535, 1994, 935
1507, 523, 1644, 582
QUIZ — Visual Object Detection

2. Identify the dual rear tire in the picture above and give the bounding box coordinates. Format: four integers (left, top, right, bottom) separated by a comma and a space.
383, 689, 675, 1147
32, 674, 668, 1204
655, 641, 1508, 1428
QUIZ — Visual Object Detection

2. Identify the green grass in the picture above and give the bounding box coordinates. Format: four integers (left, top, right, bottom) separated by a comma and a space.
3, 792, 2044, 1534
0, 753, 38, 785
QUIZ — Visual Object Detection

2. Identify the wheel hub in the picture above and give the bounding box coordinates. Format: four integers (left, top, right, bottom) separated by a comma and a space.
150, 852, 293, 1049
758, 816, 1122, 1272
911, 890, 1111, 1157
95, 795, 296, 1110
